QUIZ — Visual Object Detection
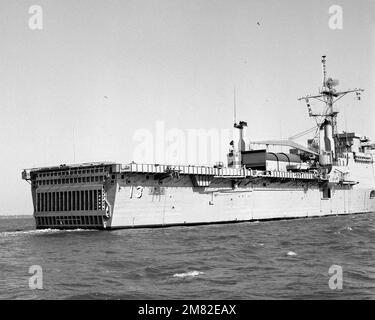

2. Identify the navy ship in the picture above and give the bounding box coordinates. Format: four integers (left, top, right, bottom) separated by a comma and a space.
22, 56, 375, 229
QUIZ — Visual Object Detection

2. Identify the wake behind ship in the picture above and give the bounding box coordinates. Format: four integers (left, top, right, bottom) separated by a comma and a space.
22, 56, 375, 230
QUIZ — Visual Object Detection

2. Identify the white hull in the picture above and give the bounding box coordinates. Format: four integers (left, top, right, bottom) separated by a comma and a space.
26, 160, 375, 230
109, 175, 375, 229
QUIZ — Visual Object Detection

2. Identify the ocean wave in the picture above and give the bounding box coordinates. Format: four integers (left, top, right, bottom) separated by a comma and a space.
173, 271, 204, 278
0, 228, 97, 237
286, 251, 297, 256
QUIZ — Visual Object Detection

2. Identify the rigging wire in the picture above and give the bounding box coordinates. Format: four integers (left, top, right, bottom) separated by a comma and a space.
288, 126, 317, 140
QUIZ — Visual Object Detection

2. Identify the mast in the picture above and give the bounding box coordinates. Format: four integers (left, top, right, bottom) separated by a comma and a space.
233, 86, 237, 125
298, 55, 364, 162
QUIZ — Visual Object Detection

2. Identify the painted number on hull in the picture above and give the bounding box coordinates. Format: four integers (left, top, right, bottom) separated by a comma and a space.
130, 186, 144, 199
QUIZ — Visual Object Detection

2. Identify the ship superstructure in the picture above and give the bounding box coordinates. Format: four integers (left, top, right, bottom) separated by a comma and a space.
22, 56, 375, 229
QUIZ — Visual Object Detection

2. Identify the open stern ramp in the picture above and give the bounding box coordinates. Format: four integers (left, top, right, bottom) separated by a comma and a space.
22, 162, 117, 229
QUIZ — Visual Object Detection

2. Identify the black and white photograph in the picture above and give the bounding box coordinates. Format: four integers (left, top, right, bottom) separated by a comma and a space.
0, 0, 374, 305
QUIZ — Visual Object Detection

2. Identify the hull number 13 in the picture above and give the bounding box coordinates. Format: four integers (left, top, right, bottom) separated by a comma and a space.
130, 186, 144, 199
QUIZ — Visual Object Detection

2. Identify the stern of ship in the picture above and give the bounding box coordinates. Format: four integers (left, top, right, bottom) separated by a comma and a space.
22, 163, 120, 230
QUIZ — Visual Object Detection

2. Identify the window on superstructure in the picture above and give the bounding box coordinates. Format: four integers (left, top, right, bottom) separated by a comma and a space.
370, 190, 375, 199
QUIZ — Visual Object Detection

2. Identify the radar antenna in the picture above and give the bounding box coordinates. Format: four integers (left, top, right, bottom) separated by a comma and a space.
298, 55, 364, 159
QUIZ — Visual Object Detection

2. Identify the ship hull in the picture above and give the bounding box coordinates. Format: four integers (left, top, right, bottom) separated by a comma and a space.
26, 163, 375, 230
108, 176, 375, 229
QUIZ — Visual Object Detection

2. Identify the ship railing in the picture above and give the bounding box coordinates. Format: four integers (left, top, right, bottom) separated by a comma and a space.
122, 163, 253, 177
257, 170, 316, 180
121, 163, 318, 181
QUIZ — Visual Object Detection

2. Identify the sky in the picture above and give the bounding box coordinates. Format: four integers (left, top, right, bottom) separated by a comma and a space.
0, 0, 374, 214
